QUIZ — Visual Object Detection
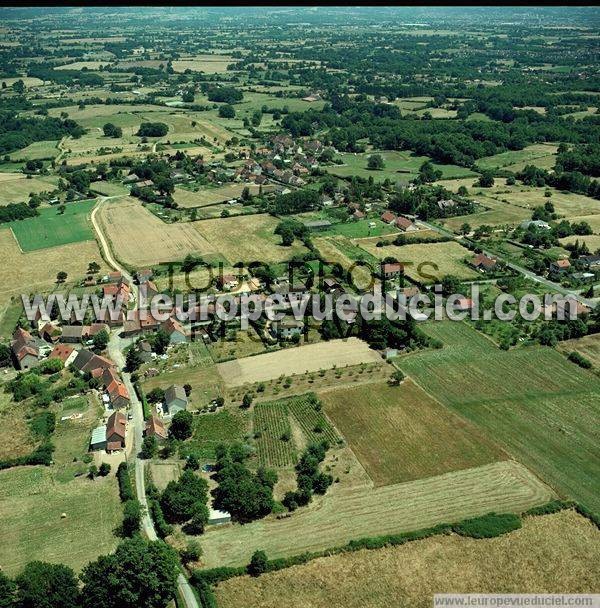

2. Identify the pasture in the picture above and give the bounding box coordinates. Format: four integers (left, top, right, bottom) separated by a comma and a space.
216, 338, 381, 387
0, 174, 59, 205
192, 213, 309, 264
97, 197, 214, 266
358, 240, 479, 283
398, 321, 600, 514
557, 334, 600, 369
9, 140, 59, 161
319, 381, 504, 486
199, 460, 553, 568
215, 510, 600, 608
7, 198, 96, 251
0, 467, 122, 576
476, 144, 558, 172
558, 234, 600, 250
173, 183, 263, 208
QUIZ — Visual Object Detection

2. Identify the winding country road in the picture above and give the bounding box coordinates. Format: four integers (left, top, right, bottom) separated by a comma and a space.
91, 196, 200, 608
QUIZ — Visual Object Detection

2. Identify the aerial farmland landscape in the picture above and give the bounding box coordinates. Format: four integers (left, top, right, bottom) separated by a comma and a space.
0, 6, 599, 608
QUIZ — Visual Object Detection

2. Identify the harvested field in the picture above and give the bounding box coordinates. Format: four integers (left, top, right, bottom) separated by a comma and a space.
557, 334, 600, 369
215, 510, 600, 608
217, 338, 381, 387
0, 229, 106, 315
559, 234, 600, 250
0, 467, 122, 576
192, 214, 308, 264
320, 381, 504, 486
199, 460, 554, 568
399, 321, 600, 514
0, 174, 59, 205
173, 183, 263, 208
97, 197, 214, 266
358, 240, 479, 283
172, 55, 239, 73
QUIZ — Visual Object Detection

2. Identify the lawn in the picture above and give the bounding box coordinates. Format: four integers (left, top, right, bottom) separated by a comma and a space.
358, 240, 479, 283
7, 198, 96, 251
319, 380, 504, 486
215, 510, 600, 608
398, 321, 600, 514
199, 460, 552, 568
0, 467, 122, 576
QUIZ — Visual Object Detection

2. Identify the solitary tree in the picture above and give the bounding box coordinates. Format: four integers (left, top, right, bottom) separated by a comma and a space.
367, 154, 384, 170
169, 410, 193, 440
247, 550, 268, 577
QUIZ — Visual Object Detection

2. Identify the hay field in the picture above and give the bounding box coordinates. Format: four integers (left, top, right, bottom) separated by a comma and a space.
54, 61, 109, 70
97, 197, 214, 266
557, 334, 600, 368
558, 234, 600, 250
358, 240, 479, 283
441, 195, 531, 231
199, 460, 553, 568
0, 174, 59, 205
476, 144, 558, 171
9, 140, 59, 161
319, 380, 505, 486
0, 229, 106, 315
192, 214, 309, 264
399, 321, 600, 514
0, 467, 122, 576
172, 54, 239, 73
217, 338, 381, 387
0, 76, 43, 88
215, 510, 600, 608
173, 183, 262, 208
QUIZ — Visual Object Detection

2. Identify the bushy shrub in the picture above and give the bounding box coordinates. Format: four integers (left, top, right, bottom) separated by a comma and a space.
453, 512, 521, 538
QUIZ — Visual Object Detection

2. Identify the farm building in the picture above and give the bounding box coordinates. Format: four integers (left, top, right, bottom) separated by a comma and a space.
382, 262, 404, 279
106, 411, 126, 452
396, 216, 417, 232
381, 211, 396, 224
107, 380, 130, 409
49, 344, 77, 367
470, 253, 498, 272
270, 317, 305, 340
579, 254, 600, 270
161, 318, 188, 344
145, 415, 168, 442
11, 328, 41, 370
304, 220, 332, 231
165, 385, 188, 416
90, 425, 107, 451
550, 259, 571, 274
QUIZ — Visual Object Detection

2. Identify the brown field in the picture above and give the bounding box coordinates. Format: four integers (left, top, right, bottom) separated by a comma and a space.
566, 214, 600, 234
0, 228, 106, 316
215, 510, 600, 608
199, 460, 554, 568
192, 214, 309, 264
172, 55, 239, 73
0, 76, 43, 88
559, 234, 600, 251
0, 175, 59, 205
54, 61, 109, 70
216, 338, 382, 387
97, 197, 214, 266
149, 461, 183, 490
0, 394, 37, 461
557, 334, 600, 368
358, 240, 479, 283
319, 381, 505, 486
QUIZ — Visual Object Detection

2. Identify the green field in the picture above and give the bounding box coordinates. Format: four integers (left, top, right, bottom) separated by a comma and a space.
0, 467, 122, 576
6, 198, 96, 251
9, 140, 60, 161
320, 218, 398, 239
476, 144, 558, 172
327, 151, 477, 183
398, 321, 600, 514
183, 410, 249, 459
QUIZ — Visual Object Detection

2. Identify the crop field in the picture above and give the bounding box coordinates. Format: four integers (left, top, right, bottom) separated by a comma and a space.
217, 338, 381, 387
327, 151, 476, 182
0, 229, 106, 314
7, 198, 96, 251
476, 144, 558, 171
557, 334, 600, 369
398, 321, 600, 514
199, 460, 553, 568
358, 240, 479, 283
171, 54, 240, 73
215, 510, 600, 608
173, 183, 263, 208
0, 174, 59, 205
192, 213, 309, 264
319, 381, 504, 486
0, 467, 122, 576
97, 197, 215, 266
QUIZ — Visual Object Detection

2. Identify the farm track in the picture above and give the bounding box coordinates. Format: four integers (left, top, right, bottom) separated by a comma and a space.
199, 460, 554, 568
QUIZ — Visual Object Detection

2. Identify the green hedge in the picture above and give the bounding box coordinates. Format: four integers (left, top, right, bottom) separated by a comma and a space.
523, 500, 574, 517
453, 512, 522, 539
116, 462, 135, 502
0, 441, 54, 470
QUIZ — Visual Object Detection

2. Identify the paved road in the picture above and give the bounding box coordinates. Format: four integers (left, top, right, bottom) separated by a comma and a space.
93, 196, 200, 608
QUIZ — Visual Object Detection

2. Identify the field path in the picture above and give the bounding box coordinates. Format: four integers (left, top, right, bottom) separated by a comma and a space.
92, 197, 199, 608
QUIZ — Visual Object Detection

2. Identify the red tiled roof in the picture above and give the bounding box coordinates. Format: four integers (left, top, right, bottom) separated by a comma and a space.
49, 344, 74, 363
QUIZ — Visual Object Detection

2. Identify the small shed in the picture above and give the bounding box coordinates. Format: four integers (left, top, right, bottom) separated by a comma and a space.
208, 507, 231, 526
